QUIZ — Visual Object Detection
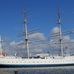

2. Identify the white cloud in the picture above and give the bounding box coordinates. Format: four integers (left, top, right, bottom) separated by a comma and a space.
8, 27, 74, 56
28, 32, 46, 40
63, 35, 70, 40
49, 27, 74, 55
52, 27, 60, 33
10, 40, 26, 49
10, 41, 16, 46
10, 32, 46, 48
9, 32, 48, 56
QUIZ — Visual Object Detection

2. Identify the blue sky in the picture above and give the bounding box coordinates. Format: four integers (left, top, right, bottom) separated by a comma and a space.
0, 0, 74, 41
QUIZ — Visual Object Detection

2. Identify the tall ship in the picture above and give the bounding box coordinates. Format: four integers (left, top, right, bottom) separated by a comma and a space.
0, 10, 74, 70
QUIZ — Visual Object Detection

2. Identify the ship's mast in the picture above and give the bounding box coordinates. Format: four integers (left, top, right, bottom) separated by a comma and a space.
0, 36, 3, 56
24, 15, 30, 58
57, 8, 64, 57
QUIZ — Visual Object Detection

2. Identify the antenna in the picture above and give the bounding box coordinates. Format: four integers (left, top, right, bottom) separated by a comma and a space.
57, 5, 64, 57
24, 11, 30, 58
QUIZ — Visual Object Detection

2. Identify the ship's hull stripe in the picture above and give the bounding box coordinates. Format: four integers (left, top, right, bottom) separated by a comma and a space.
0, 64, 74, 68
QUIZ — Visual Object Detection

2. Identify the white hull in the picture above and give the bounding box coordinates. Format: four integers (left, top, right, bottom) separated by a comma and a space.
0, 56, 74, 69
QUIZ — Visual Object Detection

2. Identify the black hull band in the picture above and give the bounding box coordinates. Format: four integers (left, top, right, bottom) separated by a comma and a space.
0, 64, 74, 68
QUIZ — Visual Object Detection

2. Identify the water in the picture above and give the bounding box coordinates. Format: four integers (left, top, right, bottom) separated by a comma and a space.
0, 68, 74, 74
18, 69, 74, 74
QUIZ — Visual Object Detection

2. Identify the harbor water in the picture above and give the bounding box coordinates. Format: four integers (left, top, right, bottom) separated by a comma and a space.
0, 68, 74, 74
